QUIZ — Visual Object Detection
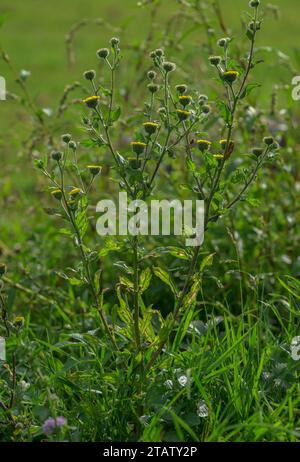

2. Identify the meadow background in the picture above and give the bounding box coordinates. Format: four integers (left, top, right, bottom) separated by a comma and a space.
0, 0, 300, 443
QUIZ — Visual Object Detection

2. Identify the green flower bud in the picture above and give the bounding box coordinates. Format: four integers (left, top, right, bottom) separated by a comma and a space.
176, 109, 191, 121
110, 37, 120, 47
61, 134, 72, 144
51, 151, 62, 162
176, 84, 188, 95
87, 165, 102, 176
252, 147, 264, 157
84, 70, 96, 81
197, 140, 212, 152
68, 141, 77, 151
97, 48, 109, 59
249, 0, 260, 8
147, 83, 159, 94
51, 189, 63, 200
162, 61, 176, 73
69, 188, 82, 198
218, 37, 230, 48
154, 48, 164, 58
263, 136, 274, 146
143, 122, 159, 135
131, 141, 147, 155
209, 56, 222, 66
147, 70, 157, 80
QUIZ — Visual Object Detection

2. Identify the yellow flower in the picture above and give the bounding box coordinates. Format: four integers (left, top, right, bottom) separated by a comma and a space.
143, 122, 159, 135
87, 165, 102, 176
176, 109, 191, 121
69, 188, 82, 198
179, 95, 192, 107
223, 71, 239, 84
213, 154, 225, 162
197, 140, 212, 152
131, 141, 147, 155
82, 95, 100, 108
51, 189, 62, 200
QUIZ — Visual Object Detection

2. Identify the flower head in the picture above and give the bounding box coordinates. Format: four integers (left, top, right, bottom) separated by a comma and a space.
162, 61, 176, 73
51, 151, 62, 162
176, 109, 191, 121
128, 157, 141, 169
84, 70, 96, 81
87, 165, 102, 176
143, 122, 159, 135
179, 95, 192, 107
83, 96, 100, 109
213, 154, 225, 162
147, 83, 159, 94
69, 188, 82, 198
176, 84, 188, 95
263, 136, 274, 146
97, 48, 109, 59
61, 134, 72, 144
209, 56, 222, 66
252, 147, 264, 157
223, 71, 239, 84
131, 141, 147, 155
42, 416, 67, 435
51, 189, 63, 201
197, 140, 212, 152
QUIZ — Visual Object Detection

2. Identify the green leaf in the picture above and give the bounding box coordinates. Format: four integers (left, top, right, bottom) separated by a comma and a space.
139, 268, 152, 293
240, 83, 261, 100
153, 266, 178, 297
75, 195, 88, 238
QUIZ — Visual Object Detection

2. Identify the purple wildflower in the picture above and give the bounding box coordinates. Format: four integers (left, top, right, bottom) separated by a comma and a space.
42, 416, 67, 435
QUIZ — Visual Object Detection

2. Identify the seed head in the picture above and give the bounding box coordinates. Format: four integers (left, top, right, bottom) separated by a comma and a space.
83, 95, 100, 109
131, 141, 147, 155
87, 165, 102, 176
209, 56, 222, 66
84, 70, 96, 81
197, 140, 212, 152
176, 109, 191, 121
61, 134, 72, 144
97, 48, 109, 59
176, 84, 188, 95
249, 0, 260, 8
143, 122, 159, 135
162, 61, 176, 73
179, 95, 192, 107
51, 151, 62, 162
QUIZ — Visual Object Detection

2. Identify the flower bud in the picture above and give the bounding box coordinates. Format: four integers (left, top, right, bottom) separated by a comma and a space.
128, 157, 141, 169
154, 48, 164, 58
131, 141, 147, 155
143, 122, 159, 135
84, 70, 96, 81
209, 56, 222, 66
51, 189, 63, 200
162, 61, 176, 73
147, 83, 159, 94
179, 95, 192, 107
263, 136, 274, 146
202, 105, 211, 114
176, 84, 188, 95
147, 70, 157, 80
83, 95, 100, 109
249, 0, 260, 7
51, 151, 62, 162
87, 165, 102, 176
176, 109, 191, 121
223, 70, 239, 84
218, 37, 230, 48
68, 141, 77, 151
252, 147, 264, 157
69, 188, 82, 198
110, 37, 120, 47
14, 316, 25, 329
61, 134, 72, 144
97, 48, 109, 59
197, 140, 211, 152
